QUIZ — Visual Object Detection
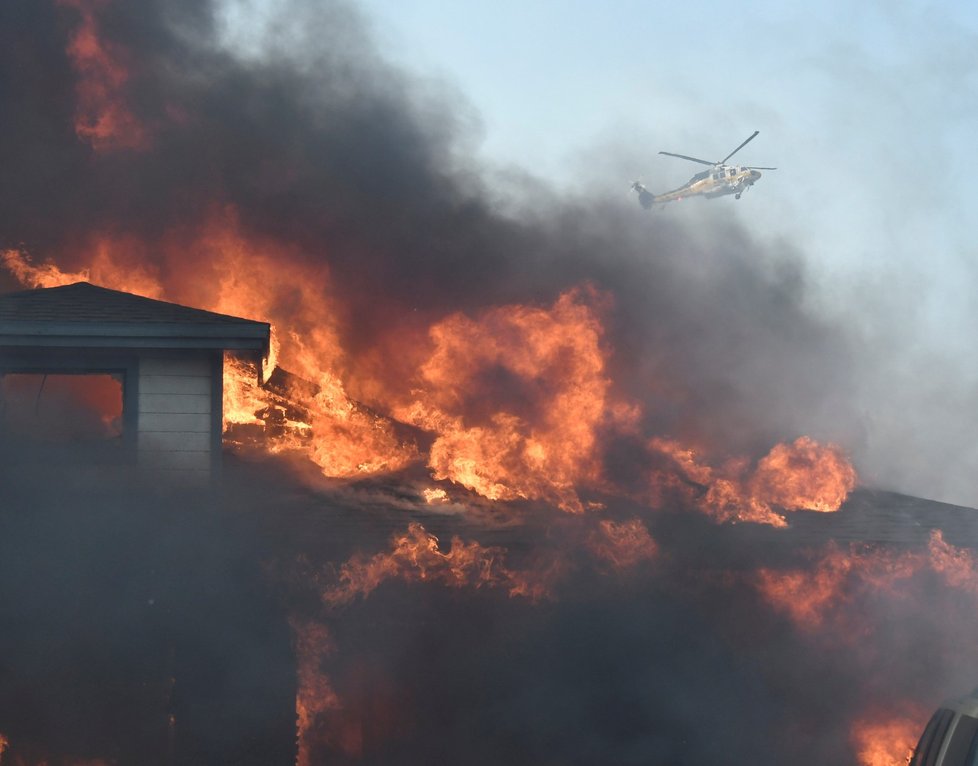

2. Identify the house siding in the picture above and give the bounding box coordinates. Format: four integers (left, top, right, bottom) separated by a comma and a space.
137, 352, 218, 483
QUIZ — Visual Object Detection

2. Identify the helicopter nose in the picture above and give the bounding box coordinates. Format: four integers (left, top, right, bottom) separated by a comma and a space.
749, 170, 762, 181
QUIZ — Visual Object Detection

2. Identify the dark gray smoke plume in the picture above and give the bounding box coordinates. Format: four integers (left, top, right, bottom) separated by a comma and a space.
0, 0, 861, 466
4, 2, 971, 765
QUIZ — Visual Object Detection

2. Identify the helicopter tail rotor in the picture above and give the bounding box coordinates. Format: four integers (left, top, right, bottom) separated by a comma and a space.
631, 181, 655, 210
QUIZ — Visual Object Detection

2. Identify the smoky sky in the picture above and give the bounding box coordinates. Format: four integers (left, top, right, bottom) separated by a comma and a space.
0, 0, 863, 465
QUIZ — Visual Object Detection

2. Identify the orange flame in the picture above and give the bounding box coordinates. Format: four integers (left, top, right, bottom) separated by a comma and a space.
851, 712, 922, 766
58, 0, 150, 151
755, 544, 862, 629
290, 619, 349, 766
751, 436, 857, 512
395, 288, 633, 512
650, 436, 857, 526
928, 528, 978, 593
323, 522, 554, 606
2, 239, 855, 511
756, 530, 974, 631
3, 215, 418, 480
2, 249, 93, 290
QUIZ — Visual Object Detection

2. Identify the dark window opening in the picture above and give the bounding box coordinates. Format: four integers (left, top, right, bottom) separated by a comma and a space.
0, 373, 124, 444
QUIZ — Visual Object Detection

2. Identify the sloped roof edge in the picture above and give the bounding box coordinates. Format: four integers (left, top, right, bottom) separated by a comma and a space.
0, 282, 270, 353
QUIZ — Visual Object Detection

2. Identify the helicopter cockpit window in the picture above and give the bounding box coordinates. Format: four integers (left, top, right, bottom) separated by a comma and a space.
729, 168, 736, 177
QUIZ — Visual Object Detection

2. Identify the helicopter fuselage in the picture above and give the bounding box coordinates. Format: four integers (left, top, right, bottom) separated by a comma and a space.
654, 165, 763, 204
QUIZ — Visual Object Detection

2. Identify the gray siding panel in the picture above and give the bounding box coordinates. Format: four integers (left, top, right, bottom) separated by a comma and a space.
138, 431, 211, 452
136, 352, 221, 484
139, 393, 211, 415
139, 412, 211, 433
139, 375, 211, 395
138, 450, 210, 471
151, 469, 211, 485
140, 356, 211, 376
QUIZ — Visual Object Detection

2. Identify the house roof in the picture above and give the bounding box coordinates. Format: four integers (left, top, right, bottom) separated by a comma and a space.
0, 282, 270, 352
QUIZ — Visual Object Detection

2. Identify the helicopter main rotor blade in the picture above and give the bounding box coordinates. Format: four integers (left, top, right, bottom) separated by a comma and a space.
658, 151, 715, 166
745, 165, 777, 170
721, 130, 760, 164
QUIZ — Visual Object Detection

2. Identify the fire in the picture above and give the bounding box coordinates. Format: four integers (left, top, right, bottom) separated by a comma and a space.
2, 212, 419, 479
754, 543, 921, 632
587, 518, 658, 571
755, 544, 862, 629
3, 245, 859, 512
423, 487, 450, 504
751, 436, 857, 512
394, 287, 631, 513
2, 246, 161, 298
57, 0, 149, 152
851, 713, 922, 766
928, 528, 978, 593
650, 436, 857, 526
291, 620, 352, 766
756, 530, 977, 632
323, 522, 553, 606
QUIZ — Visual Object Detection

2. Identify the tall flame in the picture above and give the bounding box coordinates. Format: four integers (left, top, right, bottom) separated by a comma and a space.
291, 620, 350, 766
394, 287, 634, 512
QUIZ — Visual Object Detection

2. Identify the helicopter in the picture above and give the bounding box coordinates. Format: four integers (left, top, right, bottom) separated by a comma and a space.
632, 131, 776, 209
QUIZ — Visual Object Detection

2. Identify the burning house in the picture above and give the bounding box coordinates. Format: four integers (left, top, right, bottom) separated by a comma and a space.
0, 281, 269, 484
3, 2, 978, 765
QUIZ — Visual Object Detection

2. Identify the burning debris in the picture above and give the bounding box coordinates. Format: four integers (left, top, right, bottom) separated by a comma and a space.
0, 1, 972, 765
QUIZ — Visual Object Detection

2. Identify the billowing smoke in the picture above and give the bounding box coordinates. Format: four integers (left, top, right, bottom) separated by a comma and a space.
0, 0, 861, 468
3, 2, 975, 765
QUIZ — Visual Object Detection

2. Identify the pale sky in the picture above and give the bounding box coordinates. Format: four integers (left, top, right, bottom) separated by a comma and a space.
220, 0, 978, 506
